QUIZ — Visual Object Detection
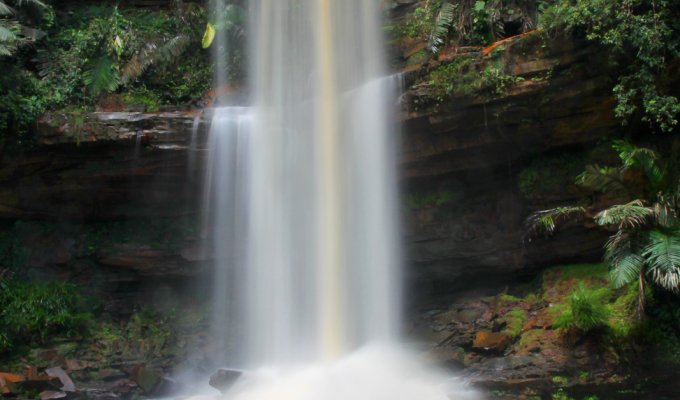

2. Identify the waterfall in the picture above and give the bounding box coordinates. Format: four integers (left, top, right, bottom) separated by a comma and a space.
202, 1, 480, 399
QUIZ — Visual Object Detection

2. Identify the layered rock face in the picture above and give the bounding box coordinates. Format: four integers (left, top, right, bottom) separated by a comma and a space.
0, 33, 621, 301
401, 33, 618, 293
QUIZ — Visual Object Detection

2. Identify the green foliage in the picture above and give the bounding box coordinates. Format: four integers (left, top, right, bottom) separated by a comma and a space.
93, 309, 174, 360
0, 0, 48, 56
528, 141, 680, 308
554, 283, 611, 332
425, 56, 521, 103
38, 4, 209, 102
0, 279, 90, 353
540, 0, 680, 132
0, 64, 49, 146
390, 0, 539, 48
122, 86, 161, 112
525, 206, 585, 236
404, 190, 453, 210
1, 3, 215, 142
428, 2, 455, 53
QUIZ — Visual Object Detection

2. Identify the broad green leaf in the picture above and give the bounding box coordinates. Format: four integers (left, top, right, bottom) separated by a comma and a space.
202, 22, 215, 49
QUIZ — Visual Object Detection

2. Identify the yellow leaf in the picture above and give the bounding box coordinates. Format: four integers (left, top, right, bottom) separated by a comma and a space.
202, 22, 216, 49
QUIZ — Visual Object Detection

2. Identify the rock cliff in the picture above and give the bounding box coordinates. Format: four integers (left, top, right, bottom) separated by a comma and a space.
0, 32, 624, 299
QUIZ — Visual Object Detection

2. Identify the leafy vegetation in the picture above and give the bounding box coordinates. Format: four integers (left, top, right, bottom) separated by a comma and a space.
0, 0, 48, 56
540, 0, 680, 132
0, 3, 216, 146
527, 141, 680, 311
425, 55, 522, 103
390, 0, 541, 49
553, 283, 611, 333
0, 278, 90, 353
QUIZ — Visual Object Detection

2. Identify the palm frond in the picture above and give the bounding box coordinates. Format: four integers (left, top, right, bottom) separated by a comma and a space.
612, 140, 664, 190
0, 1, 14, 16
13, 0, 46, 8
594, 199, 653, 228
577, 164, 626, 193
120, 34, 190, 85
0, 21, 18, 41
653, 201, 677, 228
428, 2, 456, 53
84, 55, 120, 96
604, 230, 644, 288
642, 230, 680, 291
525, 206, 586, 236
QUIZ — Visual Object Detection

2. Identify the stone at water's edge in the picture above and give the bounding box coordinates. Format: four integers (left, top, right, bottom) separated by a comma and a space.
209, 369, 243, 394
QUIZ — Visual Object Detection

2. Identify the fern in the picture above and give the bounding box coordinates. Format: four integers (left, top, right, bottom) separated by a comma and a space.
120, 34, 191, 85
428, 2, 455, 53
84, 55, 120, 96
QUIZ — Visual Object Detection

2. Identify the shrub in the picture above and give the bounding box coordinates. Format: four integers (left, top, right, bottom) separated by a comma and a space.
0, 279, 91, 353
554, 283, 610, 333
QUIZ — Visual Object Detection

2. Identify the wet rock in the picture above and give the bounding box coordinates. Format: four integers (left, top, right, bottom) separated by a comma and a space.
128, 365, 160, 394
472, 331, 511, 352
65, 359, 91, 372
40, 390, 68, 400
209, 369, 243, 393
45, 367, 76, 392
128, 365, 178, 396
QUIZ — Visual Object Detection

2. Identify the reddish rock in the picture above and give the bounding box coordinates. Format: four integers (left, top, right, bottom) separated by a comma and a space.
473, 331, 511, 352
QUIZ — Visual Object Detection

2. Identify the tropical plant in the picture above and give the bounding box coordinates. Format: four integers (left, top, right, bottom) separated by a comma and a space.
554, 283, 611, 333
527, 140, 680, 311
540, 0, 680, 133
37, 5, 204, 99
0, 0, 47, 56
392, 0, 539, 51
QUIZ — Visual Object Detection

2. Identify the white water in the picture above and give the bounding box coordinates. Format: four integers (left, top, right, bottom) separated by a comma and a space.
201, 1, 480, 399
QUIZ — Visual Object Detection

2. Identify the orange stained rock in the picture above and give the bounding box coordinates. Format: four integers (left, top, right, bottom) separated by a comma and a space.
0, 372, 25, 383
483, 30, 537, 56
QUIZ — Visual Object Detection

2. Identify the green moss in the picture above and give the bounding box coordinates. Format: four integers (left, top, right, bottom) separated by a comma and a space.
608, 283, 640, 337
499, 293, 522, 303
518, 329, 542, 349
502, 308, 528, 337
542, 263, 609, 290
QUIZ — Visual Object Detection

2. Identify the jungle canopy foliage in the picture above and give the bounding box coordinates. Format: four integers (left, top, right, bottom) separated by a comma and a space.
0, 2, 214, 147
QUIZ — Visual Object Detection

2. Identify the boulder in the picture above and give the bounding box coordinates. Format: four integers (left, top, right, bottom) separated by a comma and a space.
209, 369, 243, 394
45, 367, 76, 392
472, 331, 511, 352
